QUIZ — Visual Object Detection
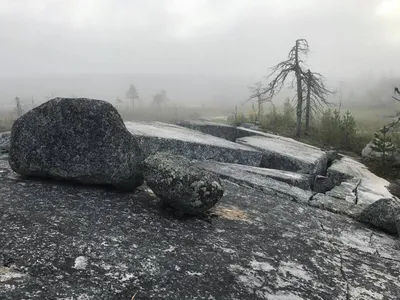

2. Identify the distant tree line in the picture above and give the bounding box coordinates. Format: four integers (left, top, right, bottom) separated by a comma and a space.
115, 84, 170, 110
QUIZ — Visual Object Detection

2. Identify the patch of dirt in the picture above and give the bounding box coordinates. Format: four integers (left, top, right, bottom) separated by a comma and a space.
210, 206, 248, 221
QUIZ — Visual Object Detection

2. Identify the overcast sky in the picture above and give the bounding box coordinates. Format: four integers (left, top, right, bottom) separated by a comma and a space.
0, 0, 399, 80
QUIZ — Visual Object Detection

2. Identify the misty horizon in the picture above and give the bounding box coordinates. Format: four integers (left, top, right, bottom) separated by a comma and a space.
0, 0, 399, 109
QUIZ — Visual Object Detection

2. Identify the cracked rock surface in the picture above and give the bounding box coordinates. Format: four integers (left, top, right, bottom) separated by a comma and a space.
314, 156, 399, 228
1, 159, 400, 299
197, 160, 314, 191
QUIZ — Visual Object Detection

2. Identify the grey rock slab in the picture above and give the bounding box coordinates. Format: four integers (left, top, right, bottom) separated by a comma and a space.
237, 135, 328, 175
327, 156, 363, 185
358, 198, 400, 234
8, 98, 144, 191
125, 121, 262, 166
326, 178, 361, 204
1, 160, 400, 299
197, 160, 313, 191
236, 127, 323, 151
176, 120, 237, 141
309, 193, 366, 219
0, 131, 10, 153
142, 152, 224, 215
327, 156, 395, 206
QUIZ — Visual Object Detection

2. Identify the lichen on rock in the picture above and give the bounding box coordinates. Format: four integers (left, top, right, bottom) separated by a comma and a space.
142, 152, 224, 215
8, 98, 144, 191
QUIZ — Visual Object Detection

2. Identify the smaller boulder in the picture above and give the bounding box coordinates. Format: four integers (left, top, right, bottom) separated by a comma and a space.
358, 198, 400, 234
0, 131, 10, 153
142, 152, 224, 215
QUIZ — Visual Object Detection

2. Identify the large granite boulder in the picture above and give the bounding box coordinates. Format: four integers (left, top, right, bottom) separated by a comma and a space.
237, 135, 328, 175
0, 131, 10, 153
125, 121, 262, 167
358, 198, 400, 234
177, 120, 237, 141
142, 152, 224, 215
1, 159, 400, 299
9, 97, 144, 190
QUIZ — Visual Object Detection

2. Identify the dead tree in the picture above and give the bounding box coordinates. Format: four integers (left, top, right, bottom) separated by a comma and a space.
393, 87, 400, 101
15, 97, 22, 118
303, 69, 333, 133
264, 39, 310, 137
247, 81, 272, 123
126, 84, 139, 109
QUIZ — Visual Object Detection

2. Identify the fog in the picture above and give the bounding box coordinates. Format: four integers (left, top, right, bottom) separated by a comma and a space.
0, 0, 399, 109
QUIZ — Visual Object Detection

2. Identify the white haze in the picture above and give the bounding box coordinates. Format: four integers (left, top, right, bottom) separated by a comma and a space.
0, 0, 399, 108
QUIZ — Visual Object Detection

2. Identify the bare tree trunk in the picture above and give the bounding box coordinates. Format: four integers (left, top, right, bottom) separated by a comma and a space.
257, 96, 262, 123
305, 69, 312, 134
15, 97, 22, 118
383, 127, 386, 168
295, 40, 303, 137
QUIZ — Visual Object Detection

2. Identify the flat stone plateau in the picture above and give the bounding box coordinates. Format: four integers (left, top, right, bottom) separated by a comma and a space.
1, 159, 400, 300
125, 121, 263, 167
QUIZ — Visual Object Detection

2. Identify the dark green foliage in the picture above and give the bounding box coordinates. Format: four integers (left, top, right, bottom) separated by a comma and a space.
316, 109, 358, 150
259, 100, 296, 135
370, 125, 397, 167
283, 99, 296, 126
342, 111, 357, 147
227, 106, 246, 127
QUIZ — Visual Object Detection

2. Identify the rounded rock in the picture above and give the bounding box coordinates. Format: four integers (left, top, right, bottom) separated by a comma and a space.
142, 152, 224, 215
9, 98, 144, 190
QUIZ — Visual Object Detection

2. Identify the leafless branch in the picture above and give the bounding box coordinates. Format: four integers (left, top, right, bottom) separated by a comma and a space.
392, 96, 400, 102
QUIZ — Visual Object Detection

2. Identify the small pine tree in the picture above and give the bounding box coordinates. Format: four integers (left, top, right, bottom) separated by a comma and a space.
371, 125, 397, 167
126, 84, 139, 109
249, 103, 257, 123
319, 109, 341, 146
341, 110, 357, 148
15, 97, 23, 118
